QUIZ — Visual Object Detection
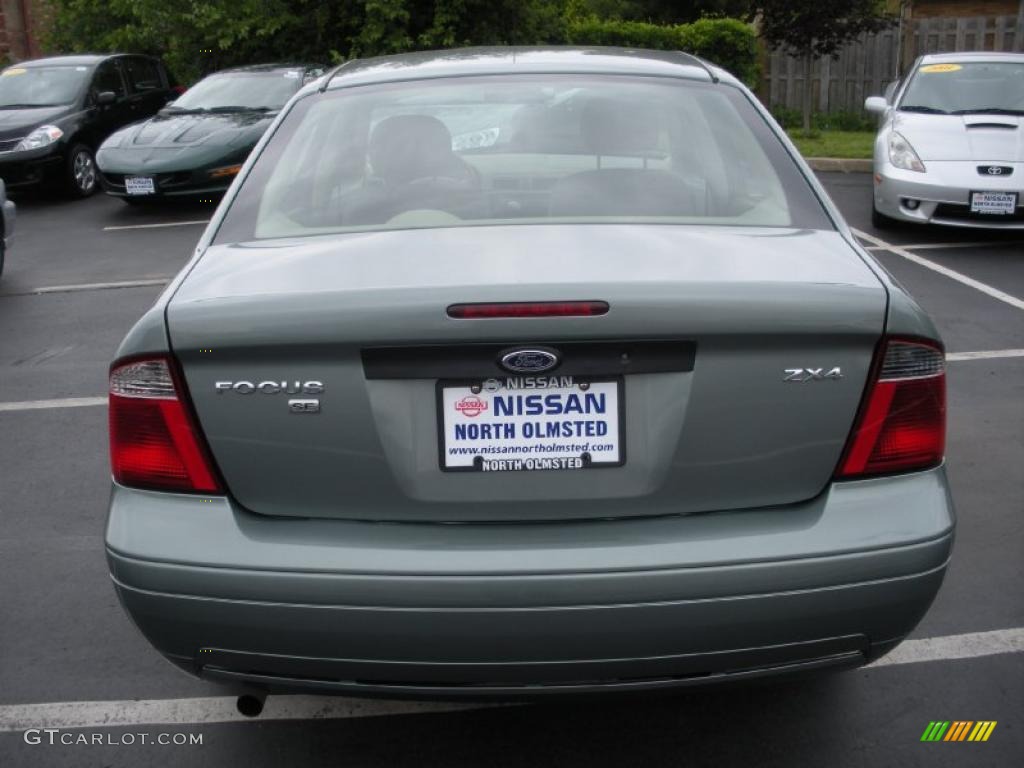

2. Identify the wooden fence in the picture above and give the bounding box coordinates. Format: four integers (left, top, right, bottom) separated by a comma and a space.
762, 14, 1022, 115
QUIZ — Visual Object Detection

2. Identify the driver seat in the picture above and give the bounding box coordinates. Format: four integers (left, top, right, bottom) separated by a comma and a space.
369, 114, 477, 185
342, 114, 482, 225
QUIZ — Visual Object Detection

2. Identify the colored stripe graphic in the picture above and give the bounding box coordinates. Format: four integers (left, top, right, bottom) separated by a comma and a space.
946, 721, 971, 741
921, 721, 996, 742
970, 722, 997, 742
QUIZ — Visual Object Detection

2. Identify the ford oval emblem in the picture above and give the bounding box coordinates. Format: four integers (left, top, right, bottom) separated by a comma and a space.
499, 348, 560, 374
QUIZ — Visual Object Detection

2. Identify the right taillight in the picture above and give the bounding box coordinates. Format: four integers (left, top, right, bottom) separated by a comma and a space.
836, 338, 946, 479
109, 357, 223, 493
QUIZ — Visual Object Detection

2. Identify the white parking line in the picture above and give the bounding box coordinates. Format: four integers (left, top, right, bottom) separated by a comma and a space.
867, 627, 1024, 668
27, 278, 171, 295
0, 697, 492, 733
103, 220, 209, 231
866, 240, 1024, 252
853, 228, 1024, 311
0, 397, 106, 412
0, 627, 1019, 733
946, 349, 1024, 361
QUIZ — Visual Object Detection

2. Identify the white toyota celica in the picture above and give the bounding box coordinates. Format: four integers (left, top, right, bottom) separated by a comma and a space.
866, 52, 1024, 229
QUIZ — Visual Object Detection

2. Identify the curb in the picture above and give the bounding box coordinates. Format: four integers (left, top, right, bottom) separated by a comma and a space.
806, 157, 873, 173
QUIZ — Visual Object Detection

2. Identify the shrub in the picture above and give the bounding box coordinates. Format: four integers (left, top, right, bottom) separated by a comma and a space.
677, 17, 759, 88
565, 16, 759, 87
565, 18, 685, 50
813, 109, 875, 132
771, 107, 875, 132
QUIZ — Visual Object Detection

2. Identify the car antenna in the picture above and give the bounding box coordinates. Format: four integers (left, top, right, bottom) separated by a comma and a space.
318, 58, 359, 93
679, 52, 719, 84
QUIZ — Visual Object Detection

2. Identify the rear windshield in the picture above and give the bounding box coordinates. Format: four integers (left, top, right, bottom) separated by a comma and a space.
214, 75, 831, 242
900, 61, 1024, 115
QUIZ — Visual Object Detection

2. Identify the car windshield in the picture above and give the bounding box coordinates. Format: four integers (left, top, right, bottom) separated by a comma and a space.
0, 65, 89, 107
899, 61, 1024, 114
215, 74, 829, 242
171, 71, 304, 112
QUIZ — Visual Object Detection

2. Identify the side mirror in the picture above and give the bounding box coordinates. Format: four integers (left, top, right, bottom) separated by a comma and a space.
96, 91, 116, 106
864, 96, 888, 115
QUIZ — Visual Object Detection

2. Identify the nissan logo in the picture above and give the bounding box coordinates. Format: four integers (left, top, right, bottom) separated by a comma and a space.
499, 348, 560, 374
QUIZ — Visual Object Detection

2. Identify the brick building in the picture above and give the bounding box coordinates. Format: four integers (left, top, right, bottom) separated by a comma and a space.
0, 0, 52, 63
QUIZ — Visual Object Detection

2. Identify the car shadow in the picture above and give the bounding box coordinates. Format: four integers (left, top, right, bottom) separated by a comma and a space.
203, 679, 868, 768
9, 187, 219, 219
200, 674, 876, 768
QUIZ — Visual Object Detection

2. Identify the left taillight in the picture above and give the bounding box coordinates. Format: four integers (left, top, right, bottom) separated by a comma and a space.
835, 338, 946, 479
109, 357, 223, 493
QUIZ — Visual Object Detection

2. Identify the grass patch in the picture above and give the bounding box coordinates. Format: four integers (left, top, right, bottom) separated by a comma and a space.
787, 130, 874, 159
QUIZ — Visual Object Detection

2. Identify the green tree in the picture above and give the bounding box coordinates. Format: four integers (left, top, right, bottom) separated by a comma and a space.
49, 0, 305, 82
753, 0, 894, 132
48, 0, 570, 82
575, 0, 753, 24
47, 0, 756, 87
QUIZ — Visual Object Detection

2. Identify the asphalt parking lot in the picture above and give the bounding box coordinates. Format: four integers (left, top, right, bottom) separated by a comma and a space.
0, 173, 1021, 767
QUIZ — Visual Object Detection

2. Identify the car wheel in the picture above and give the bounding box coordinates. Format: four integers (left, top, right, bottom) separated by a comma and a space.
66, 144, 98, 198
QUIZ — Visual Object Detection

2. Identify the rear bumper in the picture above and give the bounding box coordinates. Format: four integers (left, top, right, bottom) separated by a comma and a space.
106, 467, 955, 697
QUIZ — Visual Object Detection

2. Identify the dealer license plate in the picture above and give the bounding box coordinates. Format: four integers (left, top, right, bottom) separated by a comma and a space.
970, 191, 1017, 215
439, 377, 623, 471
124, 176, 155, 196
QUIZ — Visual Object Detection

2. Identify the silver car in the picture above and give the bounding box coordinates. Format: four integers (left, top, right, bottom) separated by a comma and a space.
106, 48, 953, 704
866, 52, 1024, 229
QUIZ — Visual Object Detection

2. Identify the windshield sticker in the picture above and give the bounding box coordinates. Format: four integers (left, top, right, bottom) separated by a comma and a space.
2, 68, 26, 76
920, 63, 962, 73
284, 71, 300, 79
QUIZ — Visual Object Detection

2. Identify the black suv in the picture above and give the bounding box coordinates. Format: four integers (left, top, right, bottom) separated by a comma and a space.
0, 54, 177, 197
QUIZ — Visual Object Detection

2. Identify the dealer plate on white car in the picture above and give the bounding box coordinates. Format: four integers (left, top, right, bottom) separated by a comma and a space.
438, 377, 624, 471
124, 176, 155, 196
970, 191, 1017, 215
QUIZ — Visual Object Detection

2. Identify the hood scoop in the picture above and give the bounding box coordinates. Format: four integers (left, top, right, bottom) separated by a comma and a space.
176, 122, 221, 143
964, 122, 1017, 130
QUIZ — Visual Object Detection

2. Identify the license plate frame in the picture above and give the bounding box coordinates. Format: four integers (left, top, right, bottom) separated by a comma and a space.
969, 190, 1018, 215
437, 376, 626, 472
124, 176, 156, 196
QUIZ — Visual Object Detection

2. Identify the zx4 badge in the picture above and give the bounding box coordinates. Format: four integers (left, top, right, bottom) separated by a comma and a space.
783, 367, 843, 382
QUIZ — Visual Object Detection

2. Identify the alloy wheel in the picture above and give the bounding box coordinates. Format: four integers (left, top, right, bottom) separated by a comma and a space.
74, 149, 97, 194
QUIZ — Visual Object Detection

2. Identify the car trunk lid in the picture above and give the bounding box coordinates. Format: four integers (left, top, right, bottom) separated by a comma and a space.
167, 224, 886, 522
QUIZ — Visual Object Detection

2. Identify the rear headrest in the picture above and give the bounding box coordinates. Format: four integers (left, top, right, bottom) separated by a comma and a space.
581, 97, 661, 157
369, 114, 455, 184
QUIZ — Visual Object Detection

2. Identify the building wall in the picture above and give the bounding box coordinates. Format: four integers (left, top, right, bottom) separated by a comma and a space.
913, 0, 1019, 19
0, 0, 53, 63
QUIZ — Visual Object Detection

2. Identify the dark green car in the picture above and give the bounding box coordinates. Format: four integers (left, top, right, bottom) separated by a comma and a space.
96, 64, 323, 202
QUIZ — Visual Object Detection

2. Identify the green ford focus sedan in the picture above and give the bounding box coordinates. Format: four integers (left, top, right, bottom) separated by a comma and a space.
105, 48, 954, 706
95, 63, 323, 202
